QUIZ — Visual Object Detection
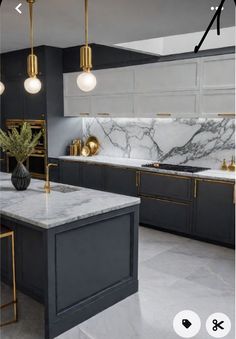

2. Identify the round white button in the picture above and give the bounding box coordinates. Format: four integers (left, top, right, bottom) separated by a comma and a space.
173, 310, 201, 338
206, 313, 231, 338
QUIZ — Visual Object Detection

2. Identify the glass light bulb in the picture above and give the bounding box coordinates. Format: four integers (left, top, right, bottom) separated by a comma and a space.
0, 81, 5, 95
24, 77, 42, 94
77, 71, 97, 92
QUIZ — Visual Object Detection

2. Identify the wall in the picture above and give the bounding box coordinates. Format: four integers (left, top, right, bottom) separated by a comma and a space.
83, 118, 235, 169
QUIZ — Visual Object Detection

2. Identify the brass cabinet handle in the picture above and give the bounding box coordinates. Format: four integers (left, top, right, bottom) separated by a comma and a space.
156, 113, 171, 117
97, 113, 110, 116
136, 171, 140, 188
79, 113, 90, 116
233, 184, 236, 205
194, 179, 198, 198
218, 113, 235, 118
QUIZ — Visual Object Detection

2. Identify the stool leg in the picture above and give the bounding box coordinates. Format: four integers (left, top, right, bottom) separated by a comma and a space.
0, 232, 18, 326
11, 232, 17, 322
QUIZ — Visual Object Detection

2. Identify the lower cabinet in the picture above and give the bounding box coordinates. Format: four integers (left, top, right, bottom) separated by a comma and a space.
0, 218, 44, 301
193, 179, 235, 245
104, 166, 137, 196
80, 163, 104, 191
140, 196, 191, 234
60, 160, 81, 186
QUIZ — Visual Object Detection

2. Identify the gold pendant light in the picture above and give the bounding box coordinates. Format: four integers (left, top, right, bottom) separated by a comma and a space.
77, 0, 97, 92
24, 0, 42, 94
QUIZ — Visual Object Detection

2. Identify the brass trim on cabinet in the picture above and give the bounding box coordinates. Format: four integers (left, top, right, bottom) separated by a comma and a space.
139, 170, 191, 180
139, 194, 190, 206
194, 179, 198, 198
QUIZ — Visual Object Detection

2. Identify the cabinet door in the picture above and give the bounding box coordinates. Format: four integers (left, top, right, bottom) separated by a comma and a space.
134, 92, 197, 116
193, 180, 235, 245
60, 160, 81, 186
80, 163, 104, 190
91, 94, 134, 117
23, 76, 46, 120
2, 78, 24, 119
104, 167, 137, 196
64, 96, 90, 117
139, 172, 192, 201
140, 196, 191, 234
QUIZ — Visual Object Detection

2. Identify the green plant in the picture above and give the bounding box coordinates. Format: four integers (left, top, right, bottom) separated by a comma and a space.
0, 122, 42, 163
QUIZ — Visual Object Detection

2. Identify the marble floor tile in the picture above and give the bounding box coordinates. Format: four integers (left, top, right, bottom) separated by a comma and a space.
1, 227, 234, 339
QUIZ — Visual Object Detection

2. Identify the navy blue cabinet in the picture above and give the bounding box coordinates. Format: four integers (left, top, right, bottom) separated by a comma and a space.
139, 171, 193, 234
60, 160, 81, 186
193, 179, 235, 245
80, 163, 105, 191
104, 166, 137, 196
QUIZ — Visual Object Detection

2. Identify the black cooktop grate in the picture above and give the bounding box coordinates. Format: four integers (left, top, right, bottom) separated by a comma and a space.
142, 163, 210, 173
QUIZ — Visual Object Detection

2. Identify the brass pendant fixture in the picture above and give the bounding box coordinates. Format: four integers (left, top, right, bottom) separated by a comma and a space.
24, 0, 42, 94
77, 0, 97, 92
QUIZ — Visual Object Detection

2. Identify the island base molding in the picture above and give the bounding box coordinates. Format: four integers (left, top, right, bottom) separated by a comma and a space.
0, 205, 139, 339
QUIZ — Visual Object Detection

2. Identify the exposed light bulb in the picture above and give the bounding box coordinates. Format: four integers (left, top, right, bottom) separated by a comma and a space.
0, 81, 5, 95
77, 71, 97, 92
24, 77, 42, 94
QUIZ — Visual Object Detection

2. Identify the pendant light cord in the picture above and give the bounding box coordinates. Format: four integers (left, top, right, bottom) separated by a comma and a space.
29, 1, 34, 55
85, 0, 88, 46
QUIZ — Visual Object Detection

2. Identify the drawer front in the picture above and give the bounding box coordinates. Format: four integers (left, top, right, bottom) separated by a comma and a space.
139, 172, 192, 201
140, 196, 191, 233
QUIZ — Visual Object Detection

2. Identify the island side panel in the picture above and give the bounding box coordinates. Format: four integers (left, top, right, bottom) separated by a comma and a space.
44, 205, 139, 339
0, 216, 45, 302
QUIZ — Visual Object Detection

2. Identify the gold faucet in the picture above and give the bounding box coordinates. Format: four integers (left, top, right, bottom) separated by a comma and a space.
44, 163, 58, 193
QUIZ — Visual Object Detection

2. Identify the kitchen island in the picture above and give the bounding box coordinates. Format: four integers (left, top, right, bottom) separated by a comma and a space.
0, 172, 140, 339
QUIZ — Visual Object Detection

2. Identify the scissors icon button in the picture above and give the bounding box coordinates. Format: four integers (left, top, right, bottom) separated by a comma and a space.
206, 313, 231, 338
212, 319, 224, 331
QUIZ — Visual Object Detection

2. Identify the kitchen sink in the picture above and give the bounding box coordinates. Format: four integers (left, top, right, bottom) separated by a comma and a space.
51, 185, 81, 193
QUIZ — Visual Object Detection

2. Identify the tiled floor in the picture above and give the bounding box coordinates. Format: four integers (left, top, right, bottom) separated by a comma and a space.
1, 227, 235, 339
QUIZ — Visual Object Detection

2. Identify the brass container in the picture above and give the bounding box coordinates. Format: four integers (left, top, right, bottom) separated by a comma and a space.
228, 157, 236, 172
85, 136, 100, 155
81, 145, 91, 157
221, 159, 228, 171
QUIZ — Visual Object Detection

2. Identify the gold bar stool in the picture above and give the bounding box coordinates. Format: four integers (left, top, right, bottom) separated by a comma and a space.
0, 227, 18, 327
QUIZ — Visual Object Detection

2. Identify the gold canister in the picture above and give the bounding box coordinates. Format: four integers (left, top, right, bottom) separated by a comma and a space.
69, 145, 75, 156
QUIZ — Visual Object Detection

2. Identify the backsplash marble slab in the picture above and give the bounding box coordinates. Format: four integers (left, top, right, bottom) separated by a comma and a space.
82, 118, 235, 169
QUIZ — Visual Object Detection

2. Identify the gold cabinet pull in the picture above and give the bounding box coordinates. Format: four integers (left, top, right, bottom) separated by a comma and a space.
97, 113, 110, 116
233, 184, 236, 205
79, 113, 90, 116
136, 171, 140, 188
156, 113, 171, 117
194, 179, 198, 198
218, 113, 235, 118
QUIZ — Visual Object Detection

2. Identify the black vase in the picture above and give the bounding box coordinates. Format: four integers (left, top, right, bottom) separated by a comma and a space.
11, 162, 31, 191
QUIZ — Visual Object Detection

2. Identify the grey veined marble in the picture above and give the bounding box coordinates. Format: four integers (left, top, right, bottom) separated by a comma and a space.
83, 118, 235, 169
0, 173, 140, 229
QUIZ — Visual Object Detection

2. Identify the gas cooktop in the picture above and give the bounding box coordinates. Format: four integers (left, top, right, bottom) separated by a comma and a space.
142, 163, 210, 173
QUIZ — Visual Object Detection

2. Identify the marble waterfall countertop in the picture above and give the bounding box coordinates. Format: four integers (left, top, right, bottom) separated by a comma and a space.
0, 172, 140, 229
59, 156, 235, 182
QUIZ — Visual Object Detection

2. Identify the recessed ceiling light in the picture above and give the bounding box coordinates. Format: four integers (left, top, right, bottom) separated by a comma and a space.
211, 6, 215, 10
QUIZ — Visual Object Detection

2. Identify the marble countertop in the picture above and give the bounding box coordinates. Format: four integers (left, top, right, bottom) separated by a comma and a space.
59, 155, 235, 182
0, 173, 140, 229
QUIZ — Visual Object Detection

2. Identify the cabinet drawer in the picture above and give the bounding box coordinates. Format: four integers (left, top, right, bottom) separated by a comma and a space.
139, 172, 192, 200
140, 196, 191, 233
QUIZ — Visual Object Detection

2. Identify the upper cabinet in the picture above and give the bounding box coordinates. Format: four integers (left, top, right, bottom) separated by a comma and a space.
63, 53, 235, 118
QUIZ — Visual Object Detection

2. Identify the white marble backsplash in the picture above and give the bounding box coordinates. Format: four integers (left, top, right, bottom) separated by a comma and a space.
82, 118, 235, 169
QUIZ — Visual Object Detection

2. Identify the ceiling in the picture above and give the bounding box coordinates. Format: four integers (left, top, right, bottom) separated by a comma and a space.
1, 0, 235, 53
